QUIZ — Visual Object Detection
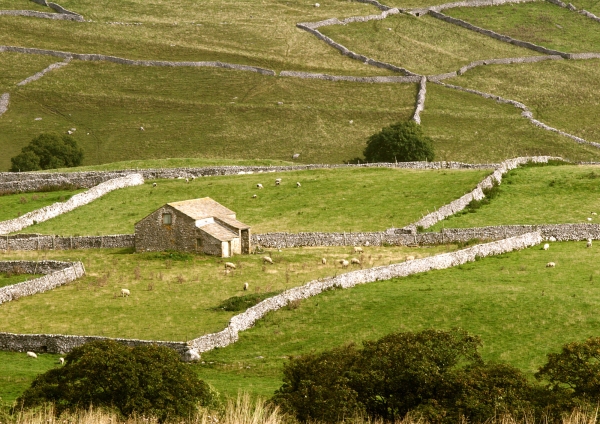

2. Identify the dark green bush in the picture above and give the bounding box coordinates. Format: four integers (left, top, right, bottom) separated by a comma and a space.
16, 340, 214, 421
215, 291, 281, 312
10, 133, 84, 172
363, 121, 434, 163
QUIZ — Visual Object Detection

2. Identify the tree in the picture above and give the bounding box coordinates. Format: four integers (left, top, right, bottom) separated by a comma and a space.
10, 133, 84, 172
363, 121, 434, 163
17, 340, 214, 421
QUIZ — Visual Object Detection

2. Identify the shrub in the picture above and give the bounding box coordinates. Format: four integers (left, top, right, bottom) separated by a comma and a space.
10, 133, 84, 172
363, 121, 434, 163
16, 340, 214, 421
215, 291, 281, 312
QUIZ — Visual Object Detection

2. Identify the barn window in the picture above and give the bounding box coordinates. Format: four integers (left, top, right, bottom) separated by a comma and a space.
162, 213, 172, 225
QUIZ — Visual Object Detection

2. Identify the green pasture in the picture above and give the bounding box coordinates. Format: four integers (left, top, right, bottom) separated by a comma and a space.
421, 83, 600, 162
430, 165, 600, 230
12, 167, 490, 235
0, 350, 60, 405
0, 189, 82, 222
569, 0, 600, 14
0, 52, 58, 92
0, 61, 415, 171
0, 273, 43, 289
318, 14, 540, 76
0, 0, 391, 75
0, 0, 50, 12
448, 59, 600, 146
447, 2, 600, 54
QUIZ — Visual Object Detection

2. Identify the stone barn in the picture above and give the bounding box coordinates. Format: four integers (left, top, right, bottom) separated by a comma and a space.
134, 197, 251, 257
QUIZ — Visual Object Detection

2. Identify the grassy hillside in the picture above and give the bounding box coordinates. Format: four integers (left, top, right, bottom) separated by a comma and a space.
11, 167, 490, 235
0, 0, 50, 11
318, 14, 542, 76
447, 2, 600, 54
0, 52, 58, 92
570, 0, 600, 14
430, 165, 600, 230
0, 189, 82, 222
447, 59, 600, 146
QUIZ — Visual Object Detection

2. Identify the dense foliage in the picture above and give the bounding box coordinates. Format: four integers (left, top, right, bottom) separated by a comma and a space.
17, 340, 213, 421
363, 121, 434, 163
10, 133, 84, 172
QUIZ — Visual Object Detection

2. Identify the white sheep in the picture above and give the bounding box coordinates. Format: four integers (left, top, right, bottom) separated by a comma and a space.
296, 182, 301, 187
140, 126, 145, 131
256, 183, 264, 189
314, 2, 320, 6
588, 218, 593, 221
406, 255, 415, 261
275, 178, 282, 186
546, 262, 556, 268
549, 236, 557, 242
243, 282, 249, 291
185, 178, 189, 183
121, 288, 130, 297
587, 238, 593, 248
263, 256, 274, 264
593, 212, 598, 216
292, 153, 300, 160
27, 351, 37, 358
225, 262, 236, 270
152, 182, 157, 187
339, 259, 349, 268
543, 243, 550, 250
351, 258, 360, 265
353, 246, 363, 253
252, 194, 257, 198
321, 258, 327, 265
59, 357, 65, 365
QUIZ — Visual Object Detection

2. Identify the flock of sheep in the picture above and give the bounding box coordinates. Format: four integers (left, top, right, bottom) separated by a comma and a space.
543, 238, 592, 268
253, 178, 301, 198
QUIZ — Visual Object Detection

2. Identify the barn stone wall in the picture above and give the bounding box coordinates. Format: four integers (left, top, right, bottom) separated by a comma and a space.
134, 206, 197, 252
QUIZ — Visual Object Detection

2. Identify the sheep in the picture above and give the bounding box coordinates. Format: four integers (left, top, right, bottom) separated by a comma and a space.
121, 288, 130, 297
588, 218, 593, 221
275, 178, 282, 186
252, 194, 257, 198
321, 257, 327, 265
140, 126, 145, 131
256, 183, 264, 189
543, 243, 550, 250
314, 2, 320, 6
263, 256, 274, 264
587, 238, 593, 248
593, 212, 598, 216
549, 236, 557, 242
59, 357, 65, 365
406, 255, 415, 261
351, 258, 360, 265
185, 178, 189, 183
224, 262, 236, 270
152, 182, 157, 187
353, 246, 363, 254
243, 282, 249, 291
292, 153, 300, 160
339, 259, 349, 268
26, 351, 37, 359
296, 182, 301, 187
546, 262, 556, 268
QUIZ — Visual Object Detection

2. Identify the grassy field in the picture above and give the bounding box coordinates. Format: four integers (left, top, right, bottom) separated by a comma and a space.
318, 14, 541, 76
420, 83, 600, 162
0, 189, 82, 222
11, 167, 490, 235
569, 0, 600, 14
429, 165, 600, 230
447, 2, 600, 54
0, 61, 416, 171
447, 59, 600, 146
0, 273, 43, 289
0, 0, 51, 12
0, 52, 59, 92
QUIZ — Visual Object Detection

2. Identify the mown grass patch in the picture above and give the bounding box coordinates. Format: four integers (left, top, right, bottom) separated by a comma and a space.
447, 2, 600, 53
430, 165, 600, 229
447, 59, 600, 146
420, 83, 600, 162
0, 189, 82, 222
0, 52, 60, 92
318, 14, 542, 75
195, 241, 600, 397
0, 244, 457, 341
11, 167, 490, 235
0, 61, 415, 170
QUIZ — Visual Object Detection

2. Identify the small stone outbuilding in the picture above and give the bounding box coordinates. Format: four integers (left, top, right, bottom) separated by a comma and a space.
134, 197, 251, 257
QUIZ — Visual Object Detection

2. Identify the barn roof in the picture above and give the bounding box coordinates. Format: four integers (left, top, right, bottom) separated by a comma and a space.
199, 223, 239, 242
168, 197, 235, 220
216, 215, 251, 230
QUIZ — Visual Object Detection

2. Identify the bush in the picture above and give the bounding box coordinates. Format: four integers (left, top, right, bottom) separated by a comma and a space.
16, 340, 214, 421
363, 121, 434, 163
10, 133, 84, 172
215, 291, 281, 312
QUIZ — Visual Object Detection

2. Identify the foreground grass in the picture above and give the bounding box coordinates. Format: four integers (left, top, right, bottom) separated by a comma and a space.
318, 14, 541, 76
11, 167, 490, 235
421, 83, 600, 162
430, 165, 600, 229
447, 59, 600, 146
0, 244, 456, 341
447, 2, 600, 54
0, 189, 82, 222
0, 61, 415, 170
196, 241, 600, 397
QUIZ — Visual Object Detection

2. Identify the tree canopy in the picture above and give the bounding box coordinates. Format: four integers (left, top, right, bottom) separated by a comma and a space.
363, 121, 434, 163
10, 133, 84, 172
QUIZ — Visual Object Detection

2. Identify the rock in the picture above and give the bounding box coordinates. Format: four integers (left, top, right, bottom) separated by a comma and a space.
183, 349, 201, 362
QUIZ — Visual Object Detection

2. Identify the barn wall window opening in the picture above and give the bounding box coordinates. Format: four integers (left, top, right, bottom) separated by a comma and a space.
162, 213, 172, 225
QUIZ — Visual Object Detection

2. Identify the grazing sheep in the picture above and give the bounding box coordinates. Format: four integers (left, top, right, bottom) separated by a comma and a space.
252, 194, 257, 198
263, 256, 274, 264
321, 258, 327, 265
243, 282, 249, 291
121, 288, 130, 297
275, 178, 282, 186
296, 182, 301, 187
549, 236, 557, 242
292, 153, 300, 160
339, 259, 349, 268
543, 243, 550, 250
406, 255, 415, 261
587, 239, 593, 248
351, 258, 360, 265
185, 178, 189, 183
593, 212, 598, 216
353, 246, 363, 254
256, 183, 264, 189
59, 357, 65, 365
152, 182, 157, 187
225, 262, 236, 270
314, 2, 320, 6
588, 217, 593, 221
546, 262, 556, 268
27, 351, 37, 359
140, 126, 144, 131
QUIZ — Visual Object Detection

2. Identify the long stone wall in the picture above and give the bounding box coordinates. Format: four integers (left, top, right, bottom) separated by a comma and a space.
0, 9, 83, 21
278, 71, 421, 83
17, 59, 70, 86
0, 234, 134, 251
0, 93, 9, 117
0, 260, 85, 305
409, 0, 536, 15
189, 231, 542, 352
0, 174, 144, 235
412, 76, 427, 124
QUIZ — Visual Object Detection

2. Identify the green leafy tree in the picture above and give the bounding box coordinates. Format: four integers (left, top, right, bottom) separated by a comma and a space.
17, 340, 214, 421
363, 121, 434, 163
10, 133, 84, 172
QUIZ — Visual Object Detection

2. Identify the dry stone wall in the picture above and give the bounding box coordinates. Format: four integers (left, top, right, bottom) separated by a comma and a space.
190, 231, 542, 352
279, 71, 421, 83
412, 76, 427, 123
0, 234, 134, 251
0, 174, 144, 235
0, 93, 8, 117
17, 59, 70, 86
0, 260, 85, 305
0, 9, 83, 21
